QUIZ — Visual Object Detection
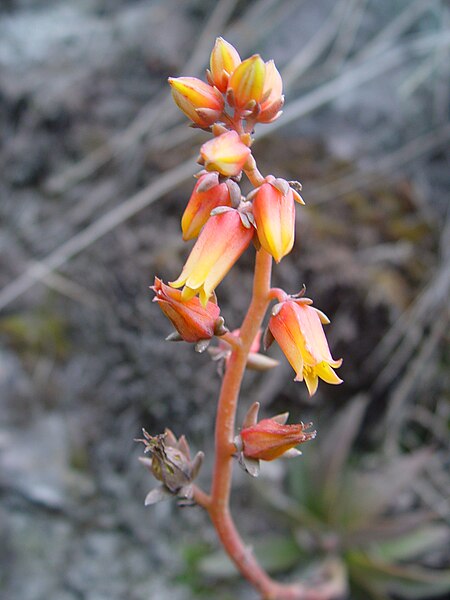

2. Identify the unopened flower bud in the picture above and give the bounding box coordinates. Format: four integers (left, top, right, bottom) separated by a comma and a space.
234, 402, 316, 476
208, 37, 241, 93
269, 298, 343, 395
170, 209, 254, 306
168, 77, 224, 128
257, 60, 284, 123
252, 178, 296, 262
200, 131, 251, 178
240, 418, 316, 461
152, 277, 220, 342
181, 174, 232, 240
227, 54, 266, 109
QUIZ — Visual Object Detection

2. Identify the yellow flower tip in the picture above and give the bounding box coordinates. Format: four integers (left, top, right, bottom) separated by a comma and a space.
168, 276, 184, 289
181, 285, 198, 302
200, 131, 251, 178
303, 368, 319, 396
227, 54, 266, 109
168, 76, 224, 128
209, 37, 241, 93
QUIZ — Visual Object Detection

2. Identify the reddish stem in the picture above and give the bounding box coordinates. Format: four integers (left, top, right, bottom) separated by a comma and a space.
207, 250, 327, 599
205, 250, 341, 599
209, 249, 277, 596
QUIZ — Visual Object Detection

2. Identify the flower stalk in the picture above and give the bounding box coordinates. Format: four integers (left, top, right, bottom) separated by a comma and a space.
139, 37, 344, 600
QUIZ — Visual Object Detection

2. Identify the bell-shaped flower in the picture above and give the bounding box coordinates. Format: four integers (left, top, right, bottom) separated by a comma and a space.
152, 277, 221, 343
199, 130, 251, 178
234, 402, 316, 476
252, 177, 295, 262
168, 77, 224, 128
170, 208, 254, 306
268, 298, 343, 396
181, 174, 232, 241
227, 54, 266, 109
208, 37, 241, 93
257, 60, 284, 123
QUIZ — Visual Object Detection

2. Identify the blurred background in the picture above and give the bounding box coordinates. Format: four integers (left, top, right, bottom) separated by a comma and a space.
0, 1, 449, 599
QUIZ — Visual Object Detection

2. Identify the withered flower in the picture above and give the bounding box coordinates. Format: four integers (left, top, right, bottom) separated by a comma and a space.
137, 428, 204, 505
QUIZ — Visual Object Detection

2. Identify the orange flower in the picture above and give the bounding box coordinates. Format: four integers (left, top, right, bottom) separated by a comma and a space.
152, 277, 220, 343
268, 299, 343, 395
233, 402, 316, 476
257, 60, 284, 123
252, 178, 295, 262
181, 174, 232, 241
168, 77, 224, 128
240, 418, 316, 461
208, 37, 241, 93
170, 209, 254, 306
227, 54, 266, 109
200, 131, 251, 178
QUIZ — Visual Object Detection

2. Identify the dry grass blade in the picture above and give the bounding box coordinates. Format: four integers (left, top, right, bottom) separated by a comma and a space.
306, 123, 450, 206
45, 0, 239, 194
0, 159, 196, 311
358, 0, 435, 61
281, 0, 350, 87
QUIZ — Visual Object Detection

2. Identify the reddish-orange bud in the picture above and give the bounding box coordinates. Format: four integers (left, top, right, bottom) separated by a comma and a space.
200, 131, 251, 178
170, 209, 254, 306
168, 77, 224, 128
181, 174, 232, 241
240, 418, 316, 461
257, 60, 284, 123
152, 277, 220, 342
227, 54, 266, 109
252, 179, 295, 262
269, 299, 343, 395
208, 37, 241, 93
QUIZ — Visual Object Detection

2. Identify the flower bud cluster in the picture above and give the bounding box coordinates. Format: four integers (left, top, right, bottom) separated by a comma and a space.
149, 37, 341, 394
170, 37, 284, 132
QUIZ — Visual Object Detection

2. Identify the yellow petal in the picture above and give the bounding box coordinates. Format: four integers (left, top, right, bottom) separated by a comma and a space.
315, 362, 343, 385
227, 55, 265, 108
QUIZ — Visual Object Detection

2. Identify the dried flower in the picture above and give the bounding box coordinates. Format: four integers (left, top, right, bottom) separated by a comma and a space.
200, 131, 251, 178
268, 298, 343, 395
152, 277, 221, 343
168, 77, 224, 128
170, 209, 254, 306
137, 428, 204, 505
